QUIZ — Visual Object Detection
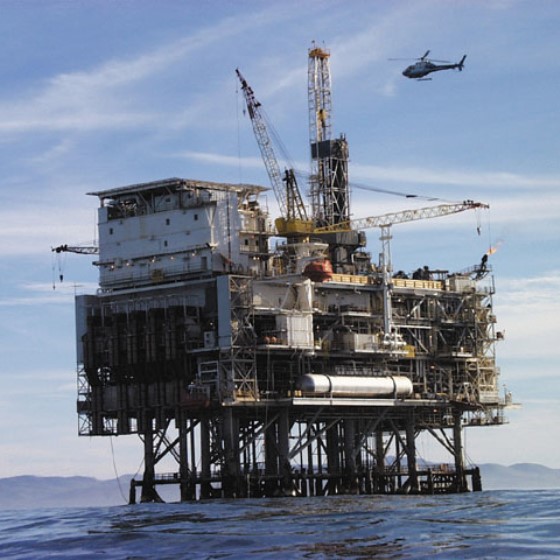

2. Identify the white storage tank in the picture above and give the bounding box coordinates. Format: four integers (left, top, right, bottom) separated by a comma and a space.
297, 374, 413, 398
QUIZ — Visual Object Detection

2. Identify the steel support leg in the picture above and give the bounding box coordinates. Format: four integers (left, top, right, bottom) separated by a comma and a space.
453, 410, 468, 492
405, 413, 419, 493
277, 409, 292, 495
222, 408, 241, 498
343, 419, 358, 493
140, 418, 161, 502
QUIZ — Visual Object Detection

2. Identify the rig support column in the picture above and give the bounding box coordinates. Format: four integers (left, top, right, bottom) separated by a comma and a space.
140, 417, 160, 503
264, 419, 278, 496
453, 409, 468, 492
178, 413, 191, 501
326, 423, 341, 495
200, 415, 212, 499
222, 408, 241, 498
343, 419, 359, 493
405, 412, 419, 493
277, 409, 292, 495
375, 429, 386, 493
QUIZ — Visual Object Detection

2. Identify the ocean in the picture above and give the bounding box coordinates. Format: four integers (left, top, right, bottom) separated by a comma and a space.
1, 489, 559, 559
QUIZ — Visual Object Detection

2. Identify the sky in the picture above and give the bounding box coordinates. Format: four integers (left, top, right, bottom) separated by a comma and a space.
1, 0, 559, 481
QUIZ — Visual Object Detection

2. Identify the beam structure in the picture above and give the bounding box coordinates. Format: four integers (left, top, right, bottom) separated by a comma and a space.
75, 177, 508, 504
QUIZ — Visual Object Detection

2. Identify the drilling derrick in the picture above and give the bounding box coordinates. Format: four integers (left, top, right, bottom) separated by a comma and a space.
308, 45, 350, 227
308, 46, 363, 273
70, 46, 512, 505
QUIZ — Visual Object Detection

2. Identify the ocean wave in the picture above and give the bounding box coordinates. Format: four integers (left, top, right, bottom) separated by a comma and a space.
1, 490, 559, 559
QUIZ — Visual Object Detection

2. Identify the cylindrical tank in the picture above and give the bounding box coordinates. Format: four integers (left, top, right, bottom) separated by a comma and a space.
296, 374, 413, 398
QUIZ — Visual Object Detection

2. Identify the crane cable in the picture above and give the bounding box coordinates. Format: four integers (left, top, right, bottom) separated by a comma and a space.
235, 78, 245, 185
348, 180, 451, 203
291, 168, 455, 203
51, 250, 66, 289
110, 435, 129, 504
235, 80, 488, 233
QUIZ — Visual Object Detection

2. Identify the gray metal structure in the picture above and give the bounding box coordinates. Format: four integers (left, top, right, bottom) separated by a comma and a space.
74, 175, 508, 503
72, 45, 509, 503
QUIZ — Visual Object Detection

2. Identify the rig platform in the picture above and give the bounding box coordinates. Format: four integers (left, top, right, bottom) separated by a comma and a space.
68, 46, 509, 503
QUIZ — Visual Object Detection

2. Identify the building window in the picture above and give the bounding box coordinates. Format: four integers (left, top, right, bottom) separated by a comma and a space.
194, 213, 198, 221
166, 218, 170, 226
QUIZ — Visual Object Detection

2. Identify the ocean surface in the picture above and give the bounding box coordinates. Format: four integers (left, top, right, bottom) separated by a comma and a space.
1, 489, 559, 559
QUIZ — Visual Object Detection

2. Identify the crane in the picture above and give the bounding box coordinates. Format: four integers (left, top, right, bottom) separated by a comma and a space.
314, 199, 488, 274
314, 200, 488, 234
315, 199, 489, 339
51, 244, 98, 285
52, 244, 99, 255
236, 69, 312, 236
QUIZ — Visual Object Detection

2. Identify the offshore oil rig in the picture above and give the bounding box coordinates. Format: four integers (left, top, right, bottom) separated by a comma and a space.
61, 46, 510, 502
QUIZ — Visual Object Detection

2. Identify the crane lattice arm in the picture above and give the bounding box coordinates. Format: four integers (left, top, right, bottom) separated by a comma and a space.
52, 244, 99, 255
314, 200, 489, 233
236, 69, 308, 225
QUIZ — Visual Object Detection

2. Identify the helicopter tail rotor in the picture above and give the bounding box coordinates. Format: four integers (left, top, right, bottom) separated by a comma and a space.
458, 54, 467, 71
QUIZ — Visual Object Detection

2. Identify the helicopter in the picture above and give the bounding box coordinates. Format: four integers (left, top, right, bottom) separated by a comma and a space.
395, 50, 467, 81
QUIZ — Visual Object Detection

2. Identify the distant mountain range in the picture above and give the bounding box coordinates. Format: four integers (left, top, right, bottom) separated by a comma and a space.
0, 475, 132, 509
1, 464, 559, 509
480, 463, 560, 491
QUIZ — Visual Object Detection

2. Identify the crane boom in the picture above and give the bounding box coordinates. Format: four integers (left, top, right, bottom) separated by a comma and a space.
236, 69, 309, 232
314, 200, 489, 233
52, 244, 99, 255
315, 199, 488, 336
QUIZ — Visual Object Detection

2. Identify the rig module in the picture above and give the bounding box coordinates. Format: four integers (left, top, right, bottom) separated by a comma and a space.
69, 47, 509, 502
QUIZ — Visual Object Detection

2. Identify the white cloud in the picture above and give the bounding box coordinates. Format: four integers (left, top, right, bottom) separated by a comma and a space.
178, 150, 560, 231
0, 282, 97, 307
178, 150, 263, 171
182, 149, 560, 192
0, 368, 76, 414
0, 6, 290, 135
329, 2, 432, 75
351, 162, 560, 189
494, 271, 560, 361
467, 402, 560, 468
0, 203, 97, 257
27, 138, 76, 165
0, 434, 143, 479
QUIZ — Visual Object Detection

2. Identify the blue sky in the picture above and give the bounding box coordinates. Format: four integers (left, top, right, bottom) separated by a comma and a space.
1, 0, 559, 479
